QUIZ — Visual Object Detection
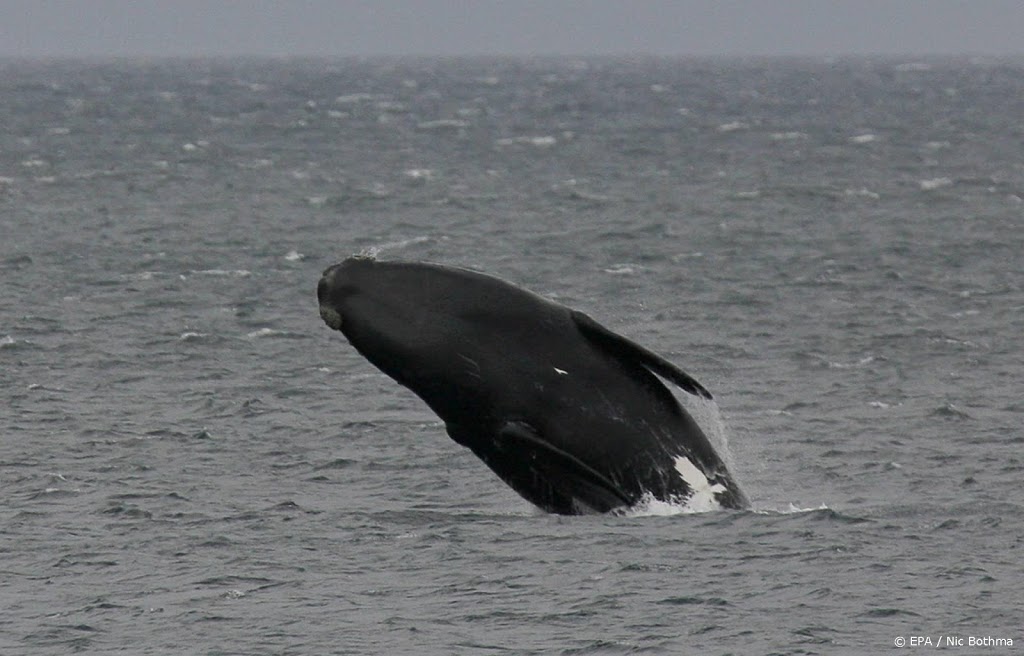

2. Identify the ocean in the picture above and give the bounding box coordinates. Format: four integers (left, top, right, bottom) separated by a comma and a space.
1, 56, 1022, 654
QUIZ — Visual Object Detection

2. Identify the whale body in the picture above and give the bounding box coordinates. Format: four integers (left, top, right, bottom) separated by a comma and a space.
317, 257, 749, 514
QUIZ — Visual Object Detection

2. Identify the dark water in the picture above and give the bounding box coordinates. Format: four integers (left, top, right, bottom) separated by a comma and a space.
2, 56, 1022, 654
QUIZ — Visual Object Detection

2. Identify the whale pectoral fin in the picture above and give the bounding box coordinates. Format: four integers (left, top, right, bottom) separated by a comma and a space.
496, 421, 634, 513
571, 310, 713, 400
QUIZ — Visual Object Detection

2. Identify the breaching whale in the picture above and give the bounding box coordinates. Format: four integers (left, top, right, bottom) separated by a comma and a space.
317, 256, 749, 514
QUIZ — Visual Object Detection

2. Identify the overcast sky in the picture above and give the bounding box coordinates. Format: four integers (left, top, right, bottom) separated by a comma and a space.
2, 0, 1023, 58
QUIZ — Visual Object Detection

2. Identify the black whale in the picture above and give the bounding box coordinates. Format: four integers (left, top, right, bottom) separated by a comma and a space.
317, 257, 749, 514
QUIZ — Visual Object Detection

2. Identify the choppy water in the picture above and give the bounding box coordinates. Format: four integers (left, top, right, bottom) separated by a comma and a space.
2, 56, 1023, 654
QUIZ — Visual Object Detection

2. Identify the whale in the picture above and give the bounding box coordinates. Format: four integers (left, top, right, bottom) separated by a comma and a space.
317, 256, 749, 514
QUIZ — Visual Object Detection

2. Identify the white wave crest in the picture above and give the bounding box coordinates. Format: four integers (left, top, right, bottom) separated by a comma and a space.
190, 269, 251, 277
752, 503, 831, 515
920, 177, 952, 191
495, 135, 556, 147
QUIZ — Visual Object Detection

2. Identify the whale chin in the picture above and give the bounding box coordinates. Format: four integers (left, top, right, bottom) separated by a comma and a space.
319, 304, 342, 330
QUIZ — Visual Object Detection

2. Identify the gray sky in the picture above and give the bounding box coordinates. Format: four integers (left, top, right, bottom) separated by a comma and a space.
2, 0, 1023, 58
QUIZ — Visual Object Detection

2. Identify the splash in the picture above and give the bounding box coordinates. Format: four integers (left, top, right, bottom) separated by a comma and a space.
639, 372, 752, 511
358, 235, 433, 259
620, 498, 831, 518
618, 492, 723, 517
677, 391, 742, 482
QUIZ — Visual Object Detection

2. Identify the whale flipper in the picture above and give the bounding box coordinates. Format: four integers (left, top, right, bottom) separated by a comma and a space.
571, 310, 713, 401
493, 421, 634, 514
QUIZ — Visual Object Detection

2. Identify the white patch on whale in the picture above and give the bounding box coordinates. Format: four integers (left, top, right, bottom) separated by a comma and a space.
673, 456, 726, 512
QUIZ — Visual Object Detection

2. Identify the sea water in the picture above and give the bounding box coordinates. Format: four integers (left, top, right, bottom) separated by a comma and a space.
2, 56, 1022, 654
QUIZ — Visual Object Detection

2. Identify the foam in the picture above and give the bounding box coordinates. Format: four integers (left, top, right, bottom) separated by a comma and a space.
619, 491, 720, 517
